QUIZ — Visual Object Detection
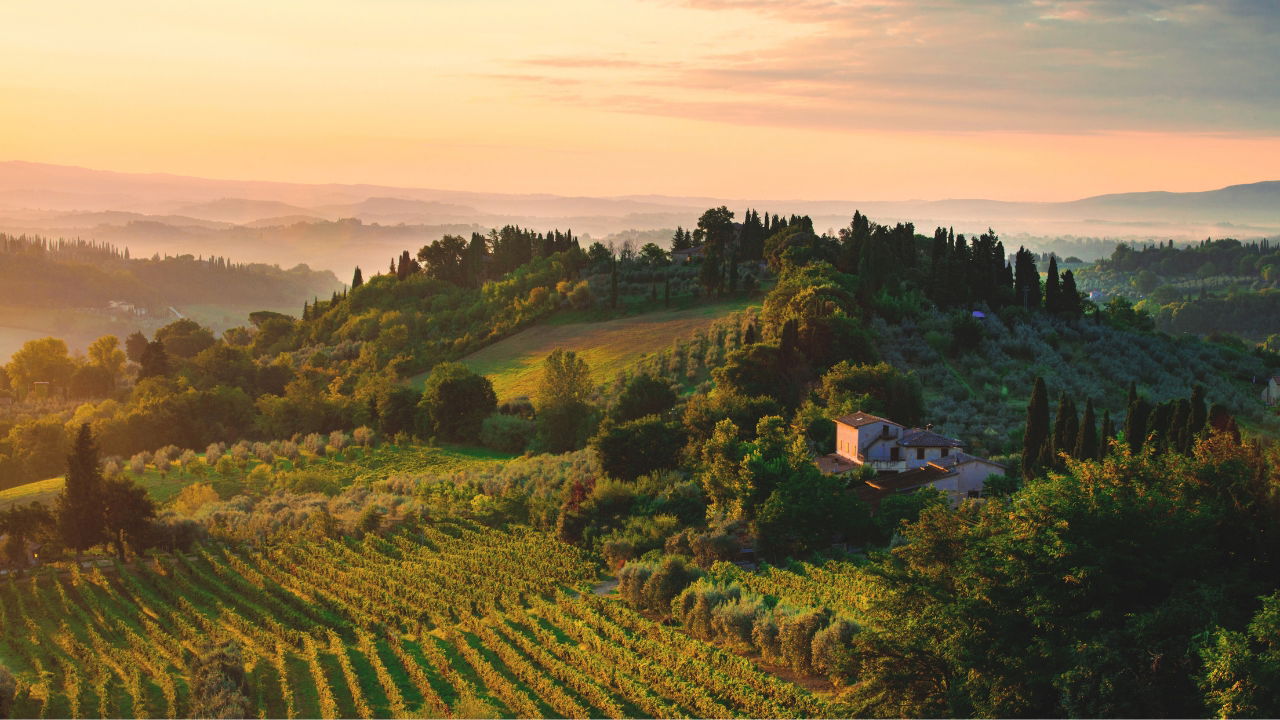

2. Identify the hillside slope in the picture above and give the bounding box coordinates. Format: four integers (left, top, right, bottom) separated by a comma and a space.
414, 298, 758, 401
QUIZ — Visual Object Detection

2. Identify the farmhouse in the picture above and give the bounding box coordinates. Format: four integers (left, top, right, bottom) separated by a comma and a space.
818, 411, 1005, 509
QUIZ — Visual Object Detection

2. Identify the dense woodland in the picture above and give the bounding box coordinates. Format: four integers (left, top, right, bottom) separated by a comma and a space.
1080, 236, 1280, 341
0, 234, 341, 310
2, 207, 1280, 718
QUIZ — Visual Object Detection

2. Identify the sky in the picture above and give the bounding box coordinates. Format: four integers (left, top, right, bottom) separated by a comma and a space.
1, 0, 1277, 201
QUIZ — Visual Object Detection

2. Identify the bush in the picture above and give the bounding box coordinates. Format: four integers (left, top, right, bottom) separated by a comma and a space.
752, 612, 782, 663
352, 426, 375, 447
811, 617, 858, 685
418, 362, 498, 442
713, 596, 765, 650
641, 556, 701, 617
480, 414, 535, 454
174, 483, 220, 516
618, 561, 655, 609
779, 609, 829, 675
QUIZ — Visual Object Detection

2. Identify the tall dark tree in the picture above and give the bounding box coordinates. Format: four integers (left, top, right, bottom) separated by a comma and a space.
1074, 398, 1099, 461
1023, 377, 1051, 480
1059, 269, 1082, 318
1014, 247, 1042, 310
351, 266, 363, 289
1044, 255, 1061, 313
1125, 398, 1152, 452
1189, 385, 1208, 439
57, 424, 105, 556
671, 225, 691, 251
138, 340, 170, 379
102, 475, 156, 561
1051, 393, 1078, 463
124, 331, 149, 363
1100, 409, 1115, 449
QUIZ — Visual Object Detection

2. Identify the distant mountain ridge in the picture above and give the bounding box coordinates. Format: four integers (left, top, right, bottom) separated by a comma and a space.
0, 160, 1275, 273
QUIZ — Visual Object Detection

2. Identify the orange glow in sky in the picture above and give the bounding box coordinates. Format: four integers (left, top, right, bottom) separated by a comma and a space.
1, 0, 1276, 201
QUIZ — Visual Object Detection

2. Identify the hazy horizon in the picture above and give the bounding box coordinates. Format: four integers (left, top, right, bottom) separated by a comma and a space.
3, 1, 1278, 202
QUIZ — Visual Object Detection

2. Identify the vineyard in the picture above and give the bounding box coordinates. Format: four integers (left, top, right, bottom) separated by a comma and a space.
708, 559, 873, 617
0, 521, 836, 718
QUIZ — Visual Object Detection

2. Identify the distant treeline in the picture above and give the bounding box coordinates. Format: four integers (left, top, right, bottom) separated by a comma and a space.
0, 233, 342, 309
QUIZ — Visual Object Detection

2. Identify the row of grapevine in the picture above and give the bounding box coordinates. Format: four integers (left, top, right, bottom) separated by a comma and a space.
0, 519, 832, 718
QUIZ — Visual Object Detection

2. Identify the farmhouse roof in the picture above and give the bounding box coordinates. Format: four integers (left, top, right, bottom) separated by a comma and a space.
835, 411, 899, 428
929, 451, 1006, 471
816, 453, 860, 475
898, 428, 965, 448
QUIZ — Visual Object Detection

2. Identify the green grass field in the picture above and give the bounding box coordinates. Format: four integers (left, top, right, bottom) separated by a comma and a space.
413, 297, 758, 401
0, 442, 510, 511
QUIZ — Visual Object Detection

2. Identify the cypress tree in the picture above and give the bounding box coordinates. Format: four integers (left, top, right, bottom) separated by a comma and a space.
1125, 398, 1151, 452
780, 319, 799, 359
1188, 385, 1207, 439
1022, 377, 1050, 480
1075, 398, 1099, 460
1044, 256, 1061, 313
57, 424, 105, 556
1169, 399, 1190, 453
351, 266, 363, 289
1149, 401, 1173, 451
1100, 409, 1114, 450
1051, 393, 1076, 463
1060, 269, 1081, 318
1014, 247, 1041, 309
1126, 381, 1138, 412
744, 323, 757, 345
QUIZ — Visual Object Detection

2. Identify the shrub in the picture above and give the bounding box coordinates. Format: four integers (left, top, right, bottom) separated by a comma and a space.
618, 561, 655, 609
811, 617, 858, 685
480, 414, 535, 454
129, 451, 150, 475
174, 483, 220, 516
352, 426, 375, 447
205, 442, 225, 465
752, 613, 782, 663
690, 531, 738, 569
712, 595, 765, 650
302, 433, 327, 457
328, 430, 349, 453
779, 609, 829, 675
641, 556, 701, 617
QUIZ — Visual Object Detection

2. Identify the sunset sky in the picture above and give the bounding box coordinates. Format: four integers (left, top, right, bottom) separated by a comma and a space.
2, 0, 1277, 201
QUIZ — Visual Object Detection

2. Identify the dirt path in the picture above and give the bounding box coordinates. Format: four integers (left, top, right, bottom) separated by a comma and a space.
592, 579, 619, 596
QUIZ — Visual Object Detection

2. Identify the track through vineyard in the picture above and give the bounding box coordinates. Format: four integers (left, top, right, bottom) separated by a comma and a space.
0, 521, 835, 718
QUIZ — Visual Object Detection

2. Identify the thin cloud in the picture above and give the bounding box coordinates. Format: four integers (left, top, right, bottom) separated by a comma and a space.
492, 0, 1280, 135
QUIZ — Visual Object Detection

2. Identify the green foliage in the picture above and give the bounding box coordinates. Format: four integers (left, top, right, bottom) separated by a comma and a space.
841, 435, 1280, 717
57, 424, 105, 553
479, 413, 535, 454
591, 415, 685, 482
611, 373, 677, 423
818, 361, 924, 427
1198, 591, 1280, 718
534, 349, 595, 453
417, 362, 497, 442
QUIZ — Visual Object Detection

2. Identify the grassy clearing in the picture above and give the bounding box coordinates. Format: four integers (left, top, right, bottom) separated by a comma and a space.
0, 442, 510, 511
413, 297, 759, 401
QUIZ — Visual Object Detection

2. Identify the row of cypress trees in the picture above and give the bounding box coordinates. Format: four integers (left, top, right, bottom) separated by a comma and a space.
1022, 378, 1210, 479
